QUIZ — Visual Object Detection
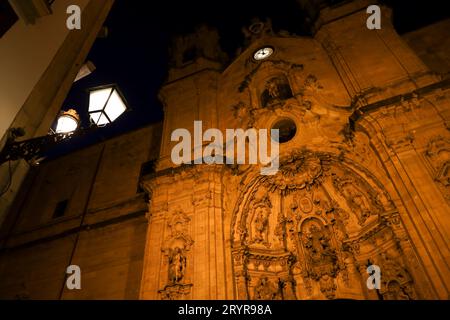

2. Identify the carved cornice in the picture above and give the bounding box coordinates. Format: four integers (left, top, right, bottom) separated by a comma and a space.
350, 77, 450, 124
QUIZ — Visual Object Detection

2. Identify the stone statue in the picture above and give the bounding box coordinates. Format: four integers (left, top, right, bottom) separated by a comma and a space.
304, 224, 335, 264
267, 79, 280, 98
168, 247, 186, 284
253, 207, 269, 242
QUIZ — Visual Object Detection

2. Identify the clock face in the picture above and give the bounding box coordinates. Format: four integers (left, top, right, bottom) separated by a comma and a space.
253, 47, 274, 61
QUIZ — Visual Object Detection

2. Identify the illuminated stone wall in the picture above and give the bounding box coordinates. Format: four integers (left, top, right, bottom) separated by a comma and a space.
1, 0, 449, 300
140, 2, 450, 300
0, 124, 161, 299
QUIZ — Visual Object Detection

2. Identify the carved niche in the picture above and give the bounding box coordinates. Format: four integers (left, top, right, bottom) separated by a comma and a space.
426, 136, 450, 201
231, 149, 419, 300
158, 210, 194, 300
261, 75, 293, 109
232, 58, 331, 130
249, 196, 272, 247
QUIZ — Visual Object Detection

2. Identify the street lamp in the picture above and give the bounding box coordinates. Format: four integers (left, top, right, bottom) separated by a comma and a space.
0, 84, 129, 166
88, 85, 128, 126
55, 109, 81, 134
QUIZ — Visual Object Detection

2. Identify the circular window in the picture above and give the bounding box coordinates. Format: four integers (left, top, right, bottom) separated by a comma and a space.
253, 47, 274, 61
271, 119, 297, 143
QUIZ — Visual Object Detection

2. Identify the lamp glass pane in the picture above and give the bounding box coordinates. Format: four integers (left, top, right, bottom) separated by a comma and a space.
55, 115, 78, 133
104, 89, 127, 122
90, 111, 102, 125
89, 88, 112, 112
97, 113, 110, 126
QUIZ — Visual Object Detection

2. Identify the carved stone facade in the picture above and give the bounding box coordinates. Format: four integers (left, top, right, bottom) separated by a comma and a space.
140, 1, 450, 300
226, 149, 425, 300
0, 0, 449, 301
158, 210, 194, 300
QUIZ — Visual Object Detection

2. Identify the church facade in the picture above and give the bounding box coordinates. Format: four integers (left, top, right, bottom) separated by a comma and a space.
1, 0, 450, 300
140, 1, 450, 300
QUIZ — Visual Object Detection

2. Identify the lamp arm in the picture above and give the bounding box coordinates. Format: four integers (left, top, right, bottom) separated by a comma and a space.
0, 129, 70, 166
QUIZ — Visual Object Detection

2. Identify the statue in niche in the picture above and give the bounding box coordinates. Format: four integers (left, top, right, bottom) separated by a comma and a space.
254, 277, 280, 300
300, 220, 340, 295
251, 196, 272, 245
303, 224, 336, 265
253, 209, 270, 244
261, 76, 293, 108
267, 79, 280, 98
168, 247, 187, 284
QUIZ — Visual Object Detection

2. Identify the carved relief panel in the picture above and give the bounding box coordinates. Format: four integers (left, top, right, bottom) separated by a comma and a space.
230, 149, 422, 300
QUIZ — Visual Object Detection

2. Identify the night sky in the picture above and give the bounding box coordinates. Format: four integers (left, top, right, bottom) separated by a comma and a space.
54, 0, 449, 158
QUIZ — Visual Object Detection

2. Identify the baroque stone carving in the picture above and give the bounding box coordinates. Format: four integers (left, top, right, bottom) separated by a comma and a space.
262, 149, 327, 194
299, 219, 339, 299
253, 276, 280, 300
331, 172, 383, 225
159, 283, 193, 300
302, 221, 337, 268
426, 135, 450, 201
319, 274, 337, 300
261, 76, 293, 109
168, 247, 186, 284
250, 196, 272, 246
377, 253, 417, 300
159, 210, 194, 300
230, 149, 421, 300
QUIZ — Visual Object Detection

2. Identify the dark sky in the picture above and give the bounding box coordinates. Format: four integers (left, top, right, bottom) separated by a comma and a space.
54, 0, 449, 158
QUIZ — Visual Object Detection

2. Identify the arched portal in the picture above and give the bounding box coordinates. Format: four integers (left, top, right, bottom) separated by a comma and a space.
230, 149, 419, 300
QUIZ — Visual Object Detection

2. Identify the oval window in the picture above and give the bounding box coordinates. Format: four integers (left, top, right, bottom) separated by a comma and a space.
271, 119, 297, 143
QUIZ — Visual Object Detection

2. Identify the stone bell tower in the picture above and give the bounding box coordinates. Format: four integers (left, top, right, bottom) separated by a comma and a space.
140, 0, 450, 300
